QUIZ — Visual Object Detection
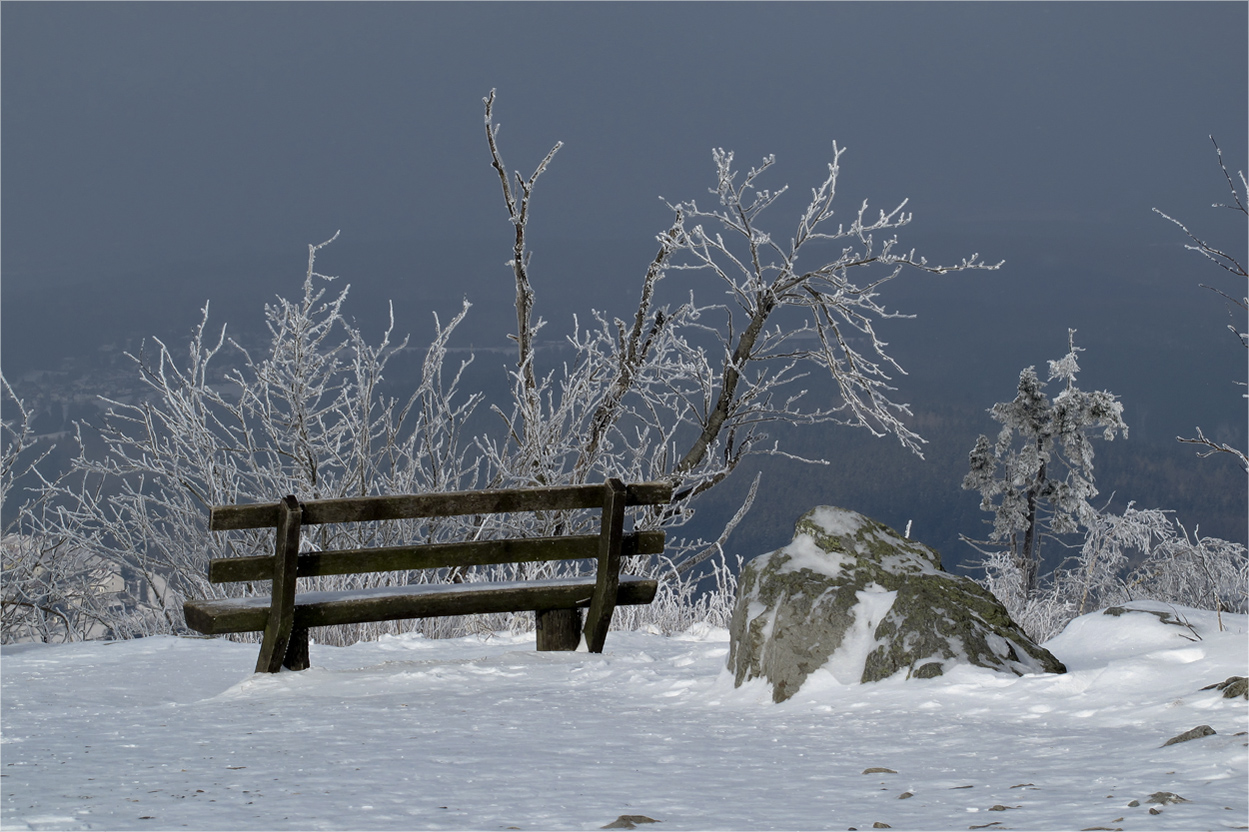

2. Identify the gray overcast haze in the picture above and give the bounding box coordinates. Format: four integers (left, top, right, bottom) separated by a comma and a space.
4, 3, 1246, 281
2, 2, 1246, 562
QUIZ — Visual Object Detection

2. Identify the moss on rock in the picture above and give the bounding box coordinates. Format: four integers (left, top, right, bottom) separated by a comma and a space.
728, 506, 1065, 702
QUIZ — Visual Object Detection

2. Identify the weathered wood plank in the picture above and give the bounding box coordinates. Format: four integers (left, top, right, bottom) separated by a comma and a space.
208, 530, 666, 584
254, 495, 301, 673
209, 481, 673, 530
182, 577, 659, 635
625, 482, 673, 509
535, 607, 582, 651
183, 599, 226, 635
583, 478, 627, 654
283, 627, 310, 671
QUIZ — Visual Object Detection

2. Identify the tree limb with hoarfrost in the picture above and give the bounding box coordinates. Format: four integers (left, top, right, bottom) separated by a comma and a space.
482, 91, 1001, 574
1154, 136, 1248, 474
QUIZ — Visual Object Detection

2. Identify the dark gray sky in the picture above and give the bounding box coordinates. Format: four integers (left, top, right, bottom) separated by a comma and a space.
3, 2, 1245, 289
2, 3, 1247, 555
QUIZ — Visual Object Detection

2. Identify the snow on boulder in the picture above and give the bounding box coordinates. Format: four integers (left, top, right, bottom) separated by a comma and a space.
727, 506, 1066, 702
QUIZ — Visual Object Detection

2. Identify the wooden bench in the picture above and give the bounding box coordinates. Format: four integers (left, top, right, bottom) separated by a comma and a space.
183, 478, 672, 672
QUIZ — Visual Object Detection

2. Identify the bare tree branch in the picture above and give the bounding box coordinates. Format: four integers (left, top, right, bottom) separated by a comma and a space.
1154, 137, 1248, 468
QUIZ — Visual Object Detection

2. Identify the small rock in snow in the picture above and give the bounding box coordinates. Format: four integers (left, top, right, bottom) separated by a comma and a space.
1146, 791, 1190, 805
1162, 724, 1216, 746
602, 815, 660, 829
897, 792, 914, 800
863, 767, 898, 774
1102, 605, 1183, 626
1200, 675, 1248, 699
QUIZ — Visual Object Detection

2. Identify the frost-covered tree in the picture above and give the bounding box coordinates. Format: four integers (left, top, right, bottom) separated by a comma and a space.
962, 330, 1128, 601
1154, 136, 1248, 473
967, 140, 1247, 642
482, 90, 1000, 575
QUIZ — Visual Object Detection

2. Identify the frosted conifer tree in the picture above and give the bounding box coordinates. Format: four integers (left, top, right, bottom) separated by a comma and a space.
963, 330, 1128, 602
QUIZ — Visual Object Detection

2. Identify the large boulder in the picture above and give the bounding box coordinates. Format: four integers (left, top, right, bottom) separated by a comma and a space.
728, 506, 1066, 702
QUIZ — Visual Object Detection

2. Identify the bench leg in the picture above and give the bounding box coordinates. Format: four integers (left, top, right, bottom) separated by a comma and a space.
256, 495, 302, 673
536, 608, 582, 651
283, 627, 310, 671
584, 478, 627, 653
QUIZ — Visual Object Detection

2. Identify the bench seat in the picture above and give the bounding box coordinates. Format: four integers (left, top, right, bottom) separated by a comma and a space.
184, 575, 659, 635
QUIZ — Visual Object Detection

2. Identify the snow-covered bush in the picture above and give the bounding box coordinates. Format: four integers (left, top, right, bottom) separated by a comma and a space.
3, 236, 492, 645
983, 504, 1247, 643
1074, 505, 1247, 621
2, 377, 117, 642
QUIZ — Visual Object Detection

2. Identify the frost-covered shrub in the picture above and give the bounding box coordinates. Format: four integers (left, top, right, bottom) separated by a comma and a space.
3, 236, 491, 645
982, 504, 1247, 642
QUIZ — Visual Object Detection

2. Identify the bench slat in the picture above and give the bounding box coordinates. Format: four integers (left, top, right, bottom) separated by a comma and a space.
208, 530, 666, 584
210, 482, 673, 531
183, 576, 659, 634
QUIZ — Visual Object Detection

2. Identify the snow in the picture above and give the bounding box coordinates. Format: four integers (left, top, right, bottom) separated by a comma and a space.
822, 584, 898, 685
773, 534, 848, 579
3, 604, 1246, 831
807, 507, 865, 539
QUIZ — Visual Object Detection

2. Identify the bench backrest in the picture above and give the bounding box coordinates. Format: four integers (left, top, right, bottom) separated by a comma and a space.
206, 478, 673, 666
206, 480, 672, 584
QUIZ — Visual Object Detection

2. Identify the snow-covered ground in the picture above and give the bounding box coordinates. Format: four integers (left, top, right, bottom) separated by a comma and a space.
2, 601, 1246, 832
